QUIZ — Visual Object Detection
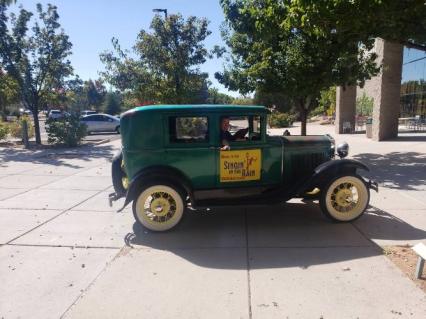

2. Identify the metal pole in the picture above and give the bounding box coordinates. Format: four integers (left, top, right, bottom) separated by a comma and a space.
415, 257, 424, 279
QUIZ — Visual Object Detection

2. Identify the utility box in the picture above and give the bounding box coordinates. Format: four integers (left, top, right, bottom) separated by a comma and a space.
366, 118, 372, 138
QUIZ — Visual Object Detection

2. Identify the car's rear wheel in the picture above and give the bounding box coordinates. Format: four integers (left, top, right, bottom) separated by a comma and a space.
116, 126, 120, 134
319, 174, 369, 222
111, 151, 128, 196
132, 184, 185, 231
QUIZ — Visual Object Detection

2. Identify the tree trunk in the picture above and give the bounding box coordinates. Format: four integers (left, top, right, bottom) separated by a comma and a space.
32, 104, 41, 144
299, 106, 307, 136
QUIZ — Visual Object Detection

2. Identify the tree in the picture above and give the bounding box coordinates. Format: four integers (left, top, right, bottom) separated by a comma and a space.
103, 91, 121, 115
0, 2, 73, 143
217, 0, 426, 135
100, 14, 211, 104
0, 68, 19, 118
206, 88, 233, 104
84, 79, 106, 111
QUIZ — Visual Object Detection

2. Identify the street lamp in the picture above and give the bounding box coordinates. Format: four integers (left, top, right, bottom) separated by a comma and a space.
152, 8, 167, 19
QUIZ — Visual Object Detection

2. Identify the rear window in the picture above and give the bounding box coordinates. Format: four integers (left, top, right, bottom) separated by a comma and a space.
169, 117, 209, 143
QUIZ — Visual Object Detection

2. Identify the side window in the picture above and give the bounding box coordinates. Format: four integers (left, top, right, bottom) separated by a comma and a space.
90, 115, 102, 121
169, 116, 209, 143
220, 115, 263, 145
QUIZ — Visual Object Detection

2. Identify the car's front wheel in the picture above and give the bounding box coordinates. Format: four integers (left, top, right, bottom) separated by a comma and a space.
133, 184, 185, 231
116, 126, 120, 134
319, 174, 369, 222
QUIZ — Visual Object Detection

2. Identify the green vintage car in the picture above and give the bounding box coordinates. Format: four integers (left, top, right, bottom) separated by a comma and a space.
109, 105, 377, 231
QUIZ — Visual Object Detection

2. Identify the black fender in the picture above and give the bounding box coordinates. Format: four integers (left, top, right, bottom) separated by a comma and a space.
298, 159, 369, 195
118, 166, 193, 212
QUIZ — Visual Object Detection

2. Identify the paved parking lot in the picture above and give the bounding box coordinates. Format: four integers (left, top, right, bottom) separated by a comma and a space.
0, 124, 425, 318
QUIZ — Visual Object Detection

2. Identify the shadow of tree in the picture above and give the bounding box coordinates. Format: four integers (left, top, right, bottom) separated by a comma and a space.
0, 144, 116, 169
355, 205, 426, 242
123, 202, 425, 270
352, 151, 426, 190
384, 134, 426, 142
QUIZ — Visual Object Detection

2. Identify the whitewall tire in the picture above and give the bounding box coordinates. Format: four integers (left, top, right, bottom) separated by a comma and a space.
320, 175, 369, 222
132, 184, 185, 231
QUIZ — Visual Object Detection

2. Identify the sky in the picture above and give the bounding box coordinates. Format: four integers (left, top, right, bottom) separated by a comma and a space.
10, 0, 426, 95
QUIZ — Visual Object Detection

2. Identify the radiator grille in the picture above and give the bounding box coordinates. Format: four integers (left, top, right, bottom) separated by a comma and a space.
289, 151, 329, 181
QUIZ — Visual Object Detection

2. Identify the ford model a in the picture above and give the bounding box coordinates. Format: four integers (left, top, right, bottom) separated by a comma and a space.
109, 105, 377, 231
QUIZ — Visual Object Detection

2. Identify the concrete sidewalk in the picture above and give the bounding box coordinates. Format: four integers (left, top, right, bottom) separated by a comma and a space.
0, 126, 425, 319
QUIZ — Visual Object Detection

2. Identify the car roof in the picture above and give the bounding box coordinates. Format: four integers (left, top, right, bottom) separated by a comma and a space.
129, 104, 268, 114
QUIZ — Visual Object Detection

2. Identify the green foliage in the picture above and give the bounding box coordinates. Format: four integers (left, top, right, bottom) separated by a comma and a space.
176, 117, 207, 138
217, 0, 425, 135
46, 114, 87, 147
0, 119, 9, 140
100, 14, 211, 104
254, 90, 291, 112
85, 79, 106, 111
206, 88, 233, 104
0, 71, 19, 116
8, 116, 34, 139
312, 87, 336, 117
231, 96, 254, 105
269, 112, 295, 128
103, 92, 121, 115
356, 93, 374, 116
0, 3, 73, 143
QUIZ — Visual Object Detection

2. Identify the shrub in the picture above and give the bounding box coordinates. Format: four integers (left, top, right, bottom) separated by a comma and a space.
0, 120, 10, 140
356, 93, 374, 116
46, 114, 87, 147
269, 112, 295, 128
8, 116, 34, 139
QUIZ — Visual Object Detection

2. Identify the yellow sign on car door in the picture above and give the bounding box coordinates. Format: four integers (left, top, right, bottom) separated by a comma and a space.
220, 149, 261, 182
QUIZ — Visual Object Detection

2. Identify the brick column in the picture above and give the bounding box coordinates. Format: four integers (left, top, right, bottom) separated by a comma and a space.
335, 86, 356, 134
371, 39, 403, 141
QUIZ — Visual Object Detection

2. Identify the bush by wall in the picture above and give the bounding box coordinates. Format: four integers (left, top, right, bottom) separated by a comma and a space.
269, 112, 295, 128
8, 116, 34, 139
46, 114, 87, 147
0, 120, 9, 140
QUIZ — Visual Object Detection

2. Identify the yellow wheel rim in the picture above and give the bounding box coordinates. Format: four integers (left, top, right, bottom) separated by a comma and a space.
122, 176, 129, 190
120, 159, 128, 190
330, 182, 359, 212
142, 191, 177, 223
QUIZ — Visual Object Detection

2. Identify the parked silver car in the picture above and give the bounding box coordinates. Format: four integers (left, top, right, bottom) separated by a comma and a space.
47, 109, 67, 120
80, 114, 120, 134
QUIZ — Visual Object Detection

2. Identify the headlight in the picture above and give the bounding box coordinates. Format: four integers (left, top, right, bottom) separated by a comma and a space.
336, 142, 349, 158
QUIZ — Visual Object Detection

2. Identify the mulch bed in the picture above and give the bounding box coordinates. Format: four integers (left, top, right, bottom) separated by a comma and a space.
384, 245, 426, 293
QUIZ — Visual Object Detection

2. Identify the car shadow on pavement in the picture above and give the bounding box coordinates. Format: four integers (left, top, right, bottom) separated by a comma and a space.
352, 151, 426, 190
0, 144, 116, 168
124, 202, 425, 269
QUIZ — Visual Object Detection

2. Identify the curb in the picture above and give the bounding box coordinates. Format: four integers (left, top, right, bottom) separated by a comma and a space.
91, 138, 112, 145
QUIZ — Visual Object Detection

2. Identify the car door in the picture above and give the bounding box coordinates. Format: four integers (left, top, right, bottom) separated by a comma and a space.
105, 115, 118, 132
216, 114, 279, 188
164, 114, 216, 189
91, 115, 105, 132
